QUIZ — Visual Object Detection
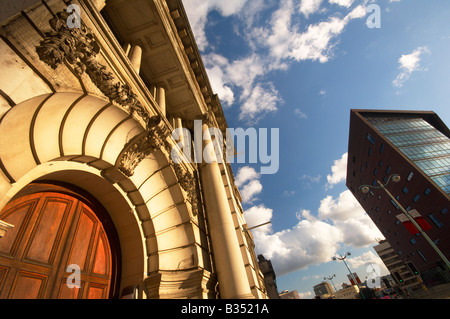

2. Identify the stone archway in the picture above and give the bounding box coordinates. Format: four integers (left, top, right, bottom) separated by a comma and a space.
0, 92, 215, 298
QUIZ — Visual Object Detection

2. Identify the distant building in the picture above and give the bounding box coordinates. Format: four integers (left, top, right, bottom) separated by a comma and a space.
346, 110, 450, 287
347, 272, 361, 285
258, 255, 280, 299
279, 290, 300, 299
374, 239, 422, 292
334, 284, 360, 299
313, 281, 334, 299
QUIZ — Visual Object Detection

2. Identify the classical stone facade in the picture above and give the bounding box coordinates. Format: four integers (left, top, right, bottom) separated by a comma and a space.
0, 0, 267, 299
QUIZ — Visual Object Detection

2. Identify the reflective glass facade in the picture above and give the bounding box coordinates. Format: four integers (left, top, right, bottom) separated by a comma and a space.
366, 116, 450, 194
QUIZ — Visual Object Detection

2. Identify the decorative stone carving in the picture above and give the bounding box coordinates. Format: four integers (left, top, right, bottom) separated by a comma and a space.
36, 10, 148, 122
117, 134, 158, 177
172, 163, 200, 216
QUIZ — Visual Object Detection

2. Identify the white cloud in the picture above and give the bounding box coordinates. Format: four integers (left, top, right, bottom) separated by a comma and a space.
264, 4, 366, 63
294, 108, 308, 119
300, 0, 324, 18
245, 173, 383, 276
325, 152, 348, 189
318, 190, 384, 247
329, 0, 354, 8
238, 84, 281, 123
235, 166, 263, 203
243, 204, 273, 233
347, 251, 389, 275
240, 179, 263, 203
185, 1, 366, 123
393, 46, 431, 87
235, 166, 260, 187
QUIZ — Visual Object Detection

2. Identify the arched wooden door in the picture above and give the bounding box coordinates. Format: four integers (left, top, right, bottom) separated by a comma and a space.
0, 186, 119, 299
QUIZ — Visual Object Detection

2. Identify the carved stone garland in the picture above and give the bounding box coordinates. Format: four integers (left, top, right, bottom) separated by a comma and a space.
36, 11, 149, 124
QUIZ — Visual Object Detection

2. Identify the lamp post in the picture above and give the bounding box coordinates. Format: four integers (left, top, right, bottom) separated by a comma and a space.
332, 252, 366, 299
332, 252, 358, 285
359, 174, 450, 271
324, 274, 337, 292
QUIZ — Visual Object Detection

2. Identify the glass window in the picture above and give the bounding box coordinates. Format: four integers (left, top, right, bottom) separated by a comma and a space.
386, 166, 391, 174
410, 238, 416, 244
418, 250, 427, 262
407, 172, 414, 181
413, 194, 420, 202
367, 133, 376, 144
424, 188, 431, 195
429, 214, 443, 228
380, 143, 385, 154
402, 187, 408, 194
441, 208, 448, 215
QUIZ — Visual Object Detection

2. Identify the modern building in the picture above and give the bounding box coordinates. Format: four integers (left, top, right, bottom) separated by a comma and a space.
346, 109, 450, 287
257, 254, 280, 299
313, 281, 334, 299
0, 0, 266, 299
374, 239, 422, 292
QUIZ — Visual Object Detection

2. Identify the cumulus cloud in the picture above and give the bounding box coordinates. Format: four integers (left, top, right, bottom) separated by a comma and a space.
325, 153, 348, 189
246, 188, 383, 276
185, 1, 366, 123
393, 46, 431, 87
329, 0, 355, 8
235, 166, 260, 187
300, 0, 324, 18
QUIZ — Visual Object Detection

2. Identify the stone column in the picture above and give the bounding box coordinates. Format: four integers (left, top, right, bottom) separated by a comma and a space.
199, 123, 253, 299
129, 45, 142, 74
157, 87, 166, 117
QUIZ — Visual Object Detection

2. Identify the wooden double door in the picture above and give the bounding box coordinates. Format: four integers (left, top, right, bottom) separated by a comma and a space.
0, 184, 119, 299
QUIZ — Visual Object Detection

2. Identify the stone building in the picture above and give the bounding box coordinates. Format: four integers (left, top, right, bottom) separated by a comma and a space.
0, 0, 266, 299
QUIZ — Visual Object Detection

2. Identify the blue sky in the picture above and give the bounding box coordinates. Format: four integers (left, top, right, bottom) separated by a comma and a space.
183, 0, 450, 298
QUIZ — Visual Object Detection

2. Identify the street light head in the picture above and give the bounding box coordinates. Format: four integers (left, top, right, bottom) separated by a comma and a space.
346, 252, 351, 256
360, 186, 370, 194
392, 174, 401, 183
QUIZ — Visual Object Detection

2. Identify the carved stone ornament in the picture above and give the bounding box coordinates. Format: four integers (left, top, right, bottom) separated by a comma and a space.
118, 134, 158, 176
36, 11, 150, 124
172, 164, 200, 216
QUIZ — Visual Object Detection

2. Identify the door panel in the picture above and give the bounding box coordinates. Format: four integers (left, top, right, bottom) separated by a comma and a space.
0, 189, 117, 299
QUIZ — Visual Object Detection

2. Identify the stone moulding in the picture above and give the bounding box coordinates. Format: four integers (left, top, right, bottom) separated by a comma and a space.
35, 10, 150, 125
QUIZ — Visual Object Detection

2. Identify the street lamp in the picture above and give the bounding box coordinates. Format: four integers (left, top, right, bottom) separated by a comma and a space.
332, 252, 365, 299
332, 252, 358, 285
359, 174, 450, 271
324, 274, 337, 292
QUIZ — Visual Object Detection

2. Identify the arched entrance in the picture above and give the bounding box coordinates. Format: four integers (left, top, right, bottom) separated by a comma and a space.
0, 183, 120, 299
